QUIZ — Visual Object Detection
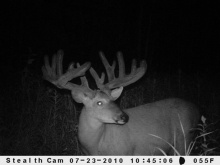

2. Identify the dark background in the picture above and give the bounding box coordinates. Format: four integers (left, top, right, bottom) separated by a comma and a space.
3, 1, 219, 73
0, 0, 219, 155
2, 0, 219, 105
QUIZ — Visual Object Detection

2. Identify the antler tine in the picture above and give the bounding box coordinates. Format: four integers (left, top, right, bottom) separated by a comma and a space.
90, 51, 147, 93
99, 52, 116, 81
42, 50, 91, 90
80, 76, 94, 95
56, 50, 63, 77
107, 55, 147, 89
117, 52, 125, 78
89, 67, 105, 90
91, 51, 147, 91
42, 53, 62, 83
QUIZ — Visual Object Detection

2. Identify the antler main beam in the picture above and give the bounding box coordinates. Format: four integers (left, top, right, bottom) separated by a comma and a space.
90, 52, 147, 92
42, 50, 91, 90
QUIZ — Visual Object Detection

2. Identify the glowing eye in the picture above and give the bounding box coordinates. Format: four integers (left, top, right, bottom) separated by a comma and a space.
97, 101, 103, 106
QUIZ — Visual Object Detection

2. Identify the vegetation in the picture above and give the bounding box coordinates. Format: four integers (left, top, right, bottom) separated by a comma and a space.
0, 55, 219, 155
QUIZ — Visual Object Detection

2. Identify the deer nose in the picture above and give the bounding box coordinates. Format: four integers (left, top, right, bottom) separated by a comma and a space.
120, 112, 129, 123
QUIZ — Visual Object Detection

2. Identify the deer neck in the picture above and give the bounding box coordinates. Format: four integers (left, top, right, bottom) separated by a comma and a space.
78, 107, 106, 155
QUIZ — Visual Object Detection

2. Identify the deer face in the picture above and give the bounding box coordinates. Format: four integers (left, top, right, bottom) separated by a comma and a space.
75, 89, 129, 125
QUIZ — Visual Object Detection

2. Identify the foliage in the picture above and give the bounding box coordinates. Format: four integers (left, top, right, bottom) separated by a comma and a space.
0, 56, 219, 155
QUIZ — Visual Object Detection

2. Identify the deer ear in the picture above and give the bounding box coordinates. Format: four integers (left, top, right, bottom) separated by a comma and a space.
110, 86, 123, 100
71, 92, 83, 103
71, 91, 94, 103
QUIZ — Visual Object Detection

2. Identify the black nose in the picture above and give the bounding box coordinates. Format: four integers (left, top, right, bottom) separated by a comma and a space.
120, 112, 129, 123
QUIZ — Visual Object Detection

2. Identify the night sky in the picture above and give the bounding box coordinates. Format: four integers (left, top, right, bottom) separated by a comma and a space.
1, 0, 220, 110
3, 1, 219, 75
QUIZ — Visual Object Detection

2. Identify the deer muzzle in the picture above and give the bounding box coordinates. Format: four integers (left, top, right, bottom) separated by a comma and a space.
115, 112, 129, 124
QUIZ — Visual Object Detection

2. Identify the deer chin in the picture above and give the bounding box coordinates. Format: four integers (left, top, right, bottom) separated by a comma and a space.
115, 120, 127, 125
103, 119, 127, 125
113, 113, 129, 125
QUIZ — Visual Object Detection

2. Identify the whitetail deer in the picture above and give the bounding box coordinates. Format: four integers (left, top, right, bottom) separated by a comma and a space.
42, 50, 200, 155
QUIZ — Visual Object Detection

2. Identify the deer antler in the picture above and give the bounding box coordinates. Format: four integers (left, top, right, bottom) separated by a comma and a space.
42, 50, 93, 95
90, 51, 147, 94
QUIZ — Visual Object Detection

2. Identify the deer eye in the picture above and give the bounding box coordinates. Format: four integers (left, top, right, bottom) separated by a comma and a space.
97, 101, 103, 106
